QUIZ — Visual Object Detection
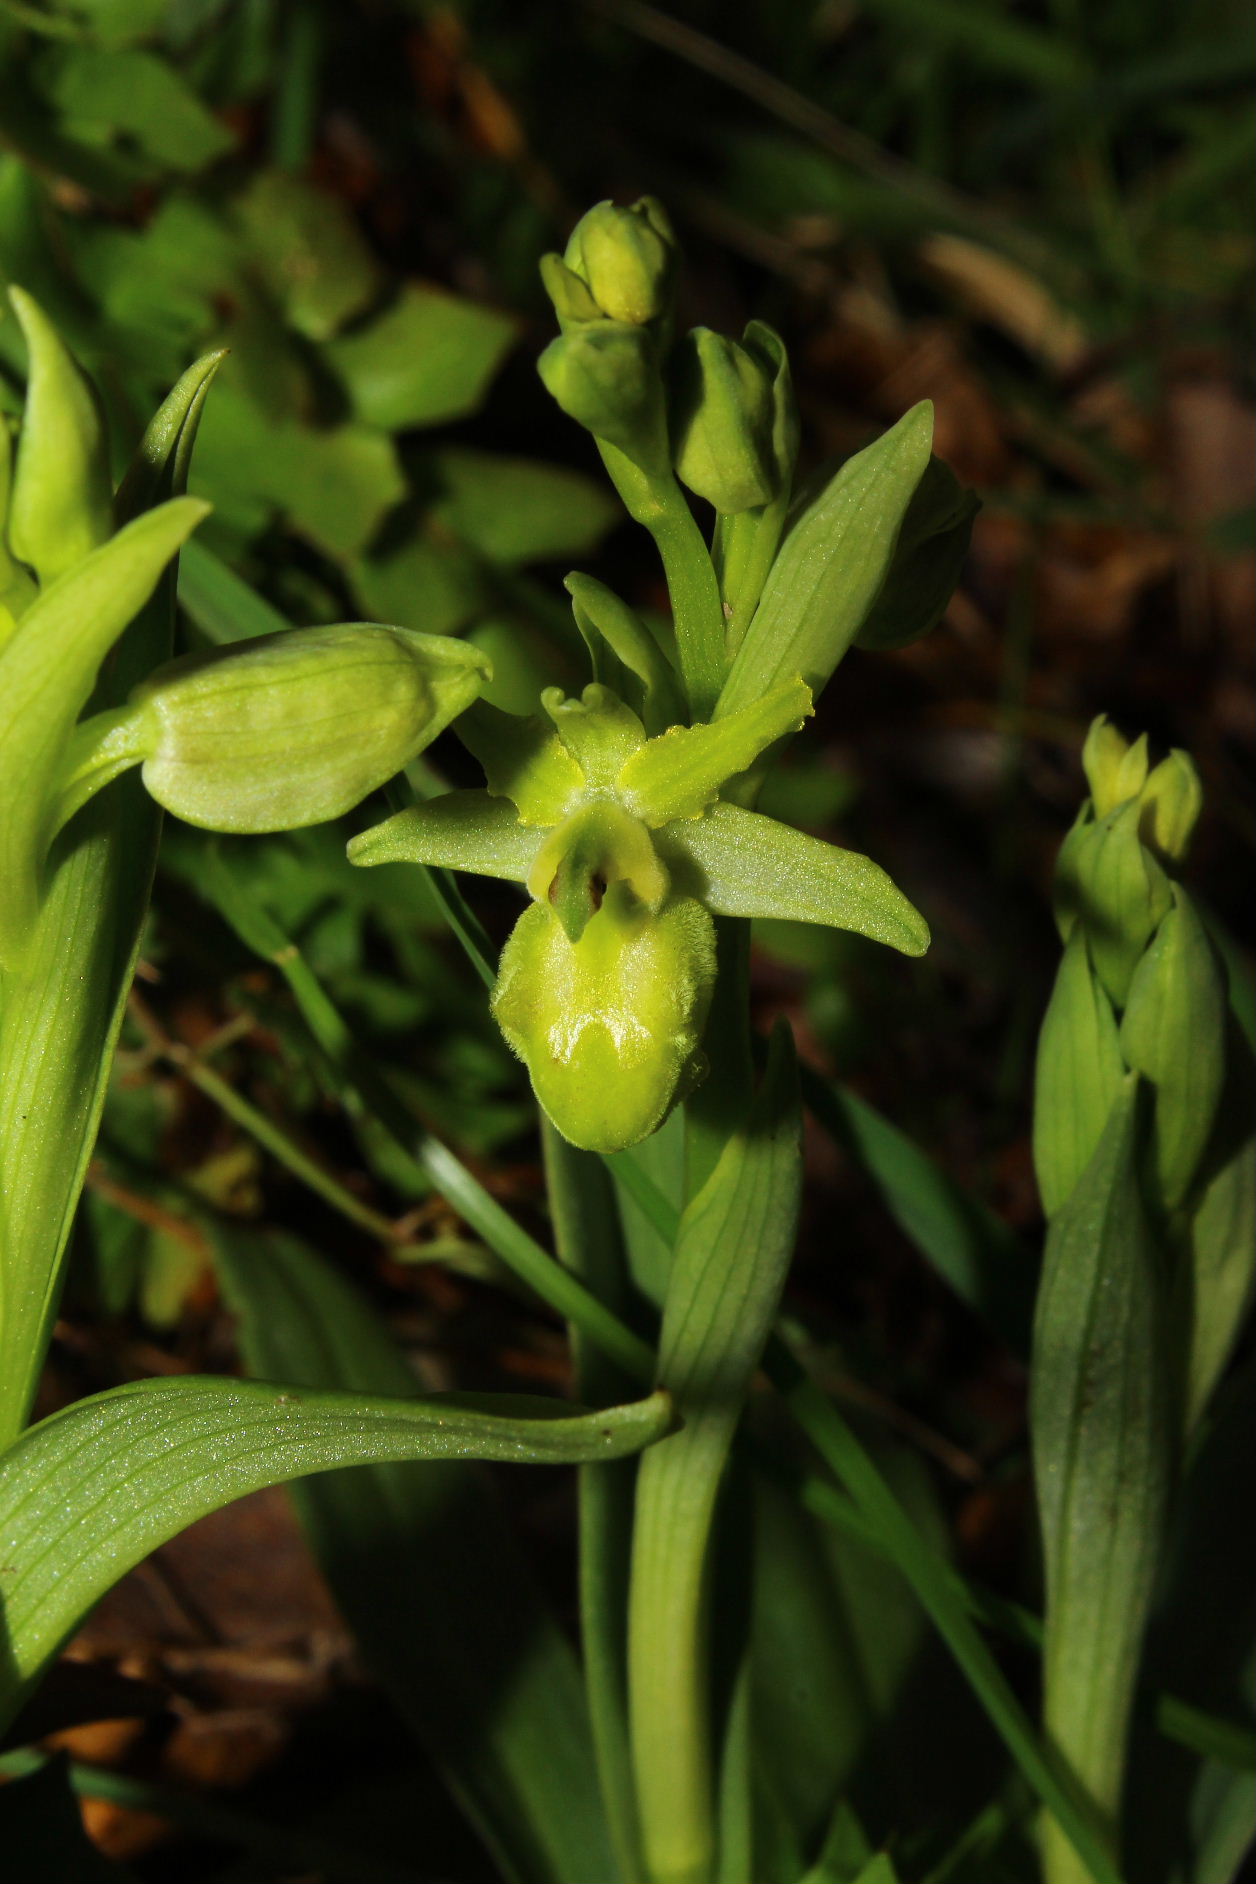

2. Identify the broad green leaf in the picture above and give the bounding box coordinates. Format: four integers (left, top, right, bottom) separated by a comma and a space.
1033, 928, 1126, 1217
0, 355, 217, 1442
327, 283, 516, 431
42, 46, 235, 173
716, 403, 933, 717
348, 791, 537, 881
1120, 888, 1228, 1212
628, 1025, 802, 1884
231, 170, 380, 340
618, 678, 811, 825
430, 447, 618, 564
189, 383, 405, 557
0, 1370, 673, 1736
212, 1226, 629, 1884
1032, 1076, 1170, 1883
855, 454, 978, 653
0, 494, 208, 964
5, 285, 111, 585
661, 801, 929, 956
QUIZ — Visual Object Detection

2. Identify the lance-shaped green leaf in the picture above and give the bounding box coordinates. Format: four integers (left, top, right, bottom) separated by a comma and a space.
1033, 927, 1126, 1217
0, 357, 218, 1443
5, 286, 112, 587
660, 802, 929, 956
457, 700, 585, 825
0, 496, 208, 968
855, 454, 979, 653
618, 678, 812, 825
347, 790, 537, 882
628, 1024, 802, 1884
122, 624, 489, 833
0, 1373, 674, 1736
1031, 1076, 1170, 1884
565, 572, 685, 733
1120, 887, 1227, 1212
716, 402, 934, 718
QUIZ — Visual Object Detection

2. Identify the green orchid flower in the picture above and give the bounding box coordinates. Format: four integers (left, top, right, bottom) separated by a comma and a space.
348, 677, 929, 1153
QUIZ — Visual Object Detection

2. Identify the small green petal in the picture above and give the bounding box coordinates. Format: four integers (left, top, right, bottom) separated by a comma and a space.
660, 802, 930, 956
543, 682, 646, 788
348, 790, 538, 882
617, 677, 812, 825
457, 700, 584, 826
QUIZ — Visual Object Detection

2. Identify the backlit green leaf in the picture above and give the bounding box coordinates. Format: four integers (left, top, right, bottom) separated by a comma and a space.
328, 283, 516, 431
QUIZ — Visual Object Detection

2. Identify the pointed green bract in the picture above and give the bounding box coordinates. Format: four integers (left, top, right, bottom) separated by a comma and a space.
348, 791, 537, 881
0, 495, 209, 967
1033, 927, 1126, 1216
1119, 888, 1227, 1212
5, 286, 113, 587
716, 402, 934, 717
660, 802, 929, 956
618, 678, 812, 826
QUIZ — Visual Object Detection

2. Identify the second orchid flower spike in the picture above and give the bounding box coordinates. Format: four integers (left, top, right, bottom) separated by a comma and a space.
349, 680, 929, 1153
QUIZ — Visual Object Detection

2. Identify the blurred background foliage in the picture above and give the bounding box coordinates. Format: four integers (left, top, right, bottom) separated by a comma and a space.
0, 0, 1252, 1877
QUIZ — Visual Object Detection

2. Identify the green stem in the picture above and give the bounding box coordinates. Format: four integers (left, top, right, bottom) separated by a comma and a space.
597, 442, 727, 719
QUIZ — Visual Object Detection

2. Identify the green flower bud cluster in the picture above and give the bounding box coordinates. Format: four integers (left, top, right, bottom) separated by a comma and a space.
537, 200, 797, 521
350, 678, 928, 1153
1033, 716, 1252, 1431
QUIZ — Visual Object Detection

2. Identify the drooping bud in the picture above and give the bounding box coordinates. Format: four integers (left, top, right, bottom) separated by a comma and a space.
560, 197, 677, 327
670, 328, 777, 514
537, 323, 668, 473
492, 887, 717, 1153
129, 624, 489, 832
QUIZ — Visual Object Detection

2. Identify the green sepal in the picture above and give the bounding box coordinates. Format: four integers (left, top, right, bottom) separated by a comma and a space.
1032, 927, 1126, 1217
618, 678, 812, 826
543, 682, 646, 788
492, 891, 717, 1154
5, 286, 113, 587
0, 496, 210, 968
670, 326, 777, 514
855, 454, 979, 653
527, 800, 668, 938
1065, 798, 1174, 1007
1119, 887, 1227, 1213
564, 571, 684, 733
537, 323, 669, 475
130, 625, 489, 834
347, 790, 538, 882
659, 801, 929, 957
716, 401, 934, 717
456, 699, 585, 825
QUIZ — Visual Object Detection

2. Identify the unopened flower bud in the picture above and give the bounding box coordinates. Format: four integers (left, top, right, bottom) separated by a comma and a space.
1082, 715, 1148, 818
561, 197, 676, 327
1138, 749, 1202, 865
670, 328, 777, 514
492, 888, 716, 1153
131, 624, 489, 832
537, 324, 667, 471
